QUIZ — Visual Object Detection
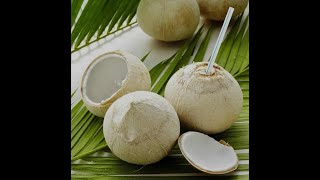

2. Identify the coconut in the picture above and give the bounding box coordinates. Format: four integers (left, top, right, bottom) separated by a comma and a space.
103, 91, 180, 165
196, 0, 248, 21
178, 131, 238, 174
80, 50, 151, 117
137, 0, 200, 42
164, 62, 243, 134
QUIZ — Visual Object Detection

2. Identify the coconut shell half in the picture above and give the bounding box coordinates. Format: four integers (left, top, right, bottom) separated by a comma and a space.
80, 50, 151, 117
178, 131, 238, 174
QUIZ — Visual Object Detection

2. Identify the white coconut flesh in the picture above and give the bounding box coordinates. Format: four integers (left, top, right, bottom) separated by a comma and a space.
80, 50, 151, 118
178, 131, 238, 174
82, 54, 128, 104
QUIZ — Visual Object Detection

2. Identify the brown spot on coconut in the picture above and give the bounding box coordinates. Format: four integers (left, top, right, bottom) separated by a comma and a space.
80, 50, 151, 117
164, 62, 243, 134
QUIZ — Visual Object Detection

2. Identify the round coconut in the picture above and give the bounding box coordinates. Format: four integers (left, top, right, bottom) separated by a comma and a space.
164, 62, 243, 134
137, 0, 200, 42
80, 50, 151, 117
103, 91, 180, 165
196, 0, 248, 21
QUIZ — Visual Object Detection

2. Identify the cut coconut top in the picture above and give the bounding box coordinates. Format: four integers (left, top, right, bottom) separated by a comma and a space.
178, 131, 238, 174
82, 53, 128, 104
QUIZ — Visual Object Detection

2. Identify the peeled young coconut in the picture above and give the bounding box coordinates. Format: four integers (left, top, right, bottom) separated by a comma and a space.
196, 0, 248, 21
80, 50, 151, 117
137, 0, 200, 42
178, 131, 238, 174
164, 62, 243, 134
103, 91, 180, 165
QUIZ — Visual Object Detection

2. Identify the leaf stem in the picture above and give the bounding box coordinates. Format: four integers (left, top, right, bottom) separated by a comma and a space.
71, 144, 108, 161
71, 21, 137, 53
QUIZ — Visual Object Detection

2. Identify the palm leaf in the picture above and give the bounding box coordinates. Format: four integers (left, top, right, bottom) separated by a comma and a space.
140, 50, 151, 63
72, 175, 249, 180
224, 16, 249, 72
216, 14, 244, 67
193, 24, 215, 62
96, 0, 122, 37
126, 2, 139, 25
71, 0, 85, 27
116, 0, 140, 29
71, 0, 100, 46
71, 13, 249, 179
156, 26, 206, 95
238, 30, 250, 74
151, 26, 205, 94
149, 54, 175, 85
71, 0, 141, 53
106, 0, 131, 33
71, 155, 249, 174
75, 0, 110, 47
231, 30, 249, 76
71, 116, 101, 156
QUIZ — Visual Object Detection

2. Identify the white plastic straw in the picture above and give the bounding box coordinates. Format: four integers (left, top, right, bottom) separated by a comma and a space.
205, 7, 234, 74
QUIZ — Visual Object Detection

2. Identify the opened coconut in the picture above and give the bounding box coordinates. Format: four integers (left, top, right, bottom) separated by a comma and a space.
164, 62, 243, 134
103, 91, 180, 165
178, 131, 238, 174
80, 50, 151, 117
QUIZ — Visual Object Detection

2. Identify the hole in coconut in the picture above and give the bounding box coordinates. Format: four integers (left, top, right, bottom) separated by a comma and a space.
194, 63, 223, 76
84, 54, 128, 104
178, 131, 238, 174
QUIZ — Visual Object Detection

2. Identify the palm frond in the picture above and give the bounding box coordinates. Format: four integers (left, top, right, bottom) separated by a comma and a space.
193, 24, 215, 62
151, 26, 205, 94
72, 174, 249, 180
140, 50, 151, 63
237, 30, 250, 74
216, 14, 244, 68
71, 0, 85, 27
149, 54, 175, 85
71, 0, 141, 53
71, 13, 249, 179
225, 16, 249, 72
71, 152, 249, 174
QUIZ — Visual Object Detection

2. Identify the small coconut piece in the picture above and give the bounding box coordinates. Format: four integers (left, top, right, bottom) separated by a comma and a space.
196, 0, 248, 21
178, 131, 238, 174
103, 91, 180, 165
80, 50, 151, 117
164, 62, 243, 134
137, 0, 200, 42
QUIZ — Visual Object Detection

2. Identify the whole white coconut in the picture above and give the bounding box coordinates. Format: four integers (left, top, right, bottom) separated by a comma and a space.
80, 50, 151, 117
196, 0, 248, 21
137, 0, 200, 42
164, 62, 243, 134
103, 91, 180, 165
